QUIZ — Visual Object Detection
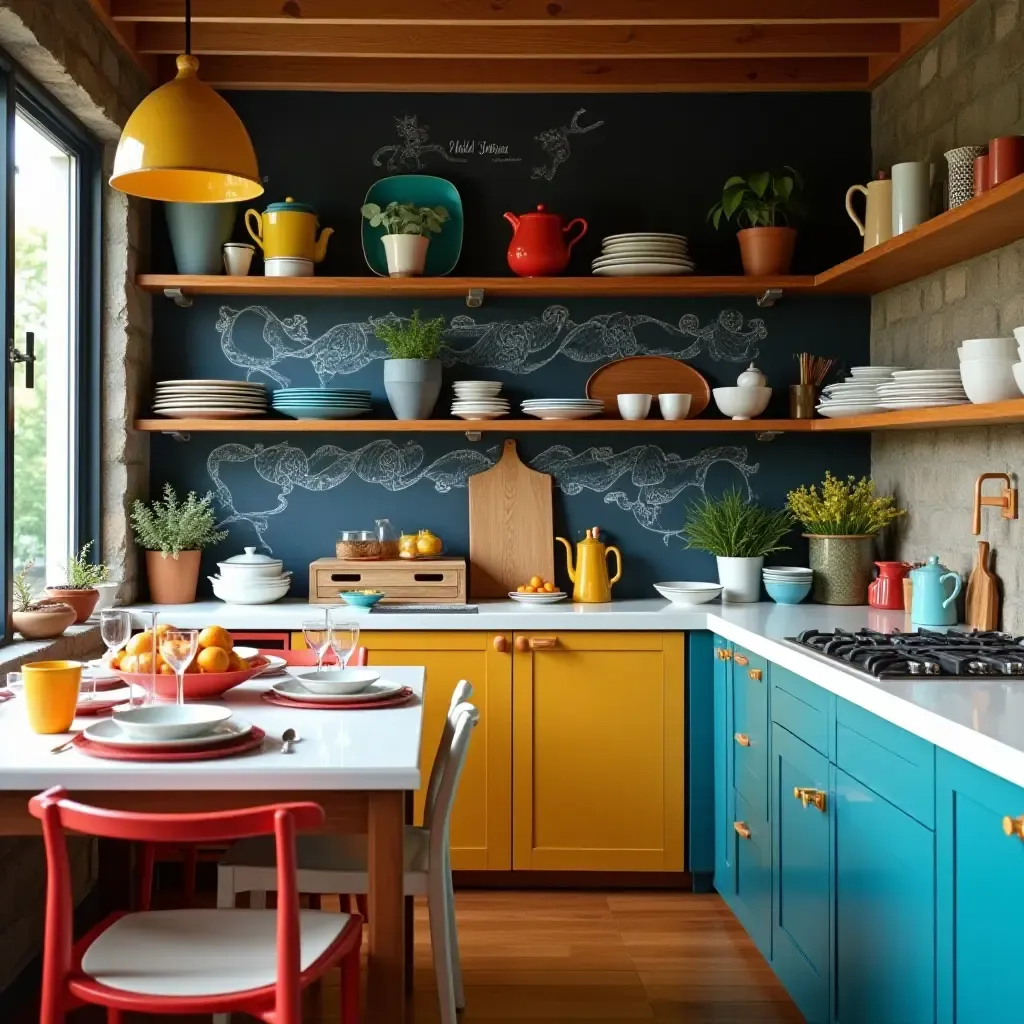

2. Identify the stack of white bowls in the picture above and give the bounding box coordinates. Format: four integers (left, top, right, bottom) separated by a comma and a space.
958, 337, 1023, 403
451, 381, 509, 420
209, 547, 292, 604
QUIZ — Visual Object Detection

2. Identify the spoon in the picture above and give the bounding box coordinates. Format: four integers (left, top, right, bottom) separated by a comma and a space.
281, 728, 299, 754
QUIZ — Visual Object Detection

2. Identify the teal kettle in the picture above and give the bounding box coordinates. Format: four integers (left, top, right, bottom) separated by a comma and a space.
910, 555, 962, 626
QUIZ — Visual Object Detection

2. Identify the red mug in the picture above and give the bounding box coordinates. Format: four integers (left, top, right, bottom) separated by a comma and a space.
868, 561, 912, 610
974, 153, 990, 196
989, 135, 1024, 187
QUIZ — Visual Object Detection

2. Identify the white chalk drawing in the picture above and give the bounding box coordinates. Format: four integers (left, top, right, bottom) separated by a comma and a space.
371, 115, 466, 172
207, 440, 758, 550
215, 305, 765, 387
532, 109, 604, 181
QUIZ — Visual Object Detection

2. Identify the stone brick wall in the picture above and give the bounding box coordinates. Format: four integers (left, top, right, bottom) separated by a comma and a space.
871, 0, 1024, 630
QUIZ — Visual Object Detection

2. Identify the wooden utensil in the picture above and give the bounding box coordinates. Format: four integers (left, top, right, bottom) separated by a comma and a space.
585, 355, 711, 417
468, 439, 554, 598
965, 540, 1000, 631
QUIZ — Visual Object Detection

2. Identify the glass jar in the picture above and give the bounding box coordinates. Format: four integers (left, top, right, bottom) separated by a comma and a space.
398, 533, 419, 559
376, 518, 400, 559
335, 530, 381, 559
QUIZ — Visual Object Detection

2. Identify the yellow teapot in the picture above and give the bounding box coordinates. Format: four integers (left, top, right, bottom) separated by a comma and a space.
244, 197, 333, 262
556, 527, 622, 604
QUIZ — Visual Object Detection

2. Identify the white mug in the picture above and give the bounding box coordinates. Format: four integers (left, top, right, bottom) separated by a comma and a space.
223, 242, 255, 276
658, 393, 692, 420
891, 162, 933, 235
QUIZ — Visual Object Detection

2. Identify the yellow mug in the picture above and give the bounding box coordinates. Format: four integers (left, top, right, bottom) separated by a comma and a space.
22, 660, 82, 734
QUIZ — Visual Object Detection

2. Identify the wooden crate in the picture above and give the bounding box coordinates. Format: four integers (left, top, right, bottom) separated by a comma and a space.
308, 557, 467, 605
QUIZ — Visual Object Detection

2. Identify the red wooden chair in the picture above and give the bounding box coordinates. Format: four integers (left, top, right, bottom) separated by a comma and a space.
30, 787, 362, 1024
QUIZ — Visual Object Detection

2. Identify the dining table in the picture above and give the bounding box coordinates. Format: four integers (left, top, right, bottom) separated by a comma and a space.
0, 664, 426, 1024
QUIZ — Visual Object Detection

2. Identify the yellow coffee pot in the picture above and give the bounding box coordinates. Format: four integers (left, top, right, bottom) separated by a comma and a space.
244, 197, 333, 262
556, 527, 622, 604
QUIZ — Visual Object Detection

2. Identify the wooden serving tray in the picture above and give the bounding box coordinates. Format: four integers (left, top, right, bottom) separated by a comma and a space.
308, 557, 467, 605
586, 355, 711, 417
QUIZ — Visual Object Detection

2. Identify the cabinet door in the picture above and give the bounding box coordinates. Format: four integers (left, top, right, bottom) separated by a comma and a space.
732, 788, 772, 960
732, 647, 769, 821
292, 629, 513, 870
713, 636, 736, 896
936, 750, 1024, 1022
772, 725, 830, 1024
835, 768, 935, 1024
512, 631, 684, 871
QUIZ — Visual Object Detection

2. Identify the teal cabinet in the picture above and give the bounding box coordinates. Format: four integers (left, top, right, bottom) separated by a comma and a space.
732, 647, 769, 821
936, 750, 1024, 1022
733, 788, 772, 960
712, 637, 735, 896
771, 724, 830, 1024
834, 767, 935, 1023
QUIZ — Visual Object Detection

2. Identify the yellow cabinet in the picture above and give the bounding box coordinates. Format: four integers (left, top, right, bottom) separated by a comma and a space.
290, 630, 512, 870
512, 631, 684, 871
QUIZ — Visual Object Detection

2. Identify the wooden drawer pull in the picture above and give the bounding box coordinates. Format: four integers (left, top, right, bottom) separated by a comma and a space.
733, 821, 751, 839
748, 668, 763, 681
529, 637, 558, 649
1003, 815, 1024, 840
734, 733, 751, 747
793, 787, 827, 813
734, 654, 749, 666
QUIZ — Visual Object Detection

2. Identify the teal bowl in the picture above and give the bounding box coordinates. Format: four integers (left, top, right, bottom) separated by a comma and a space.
765, 580, 812, 605
339, 590, 385, 608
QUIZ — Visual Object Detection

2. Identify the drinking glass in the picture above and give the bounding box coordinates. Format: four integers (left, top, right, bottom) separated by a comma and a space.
159, 629, 199, 705
96, 609, 132, 703
301, 616, 332, 672
328, 615, 360, 670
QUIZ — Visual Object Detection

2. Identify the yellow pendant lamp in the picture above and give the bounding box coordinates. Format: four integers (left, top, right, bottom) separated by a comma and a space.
109, 0, 262, 203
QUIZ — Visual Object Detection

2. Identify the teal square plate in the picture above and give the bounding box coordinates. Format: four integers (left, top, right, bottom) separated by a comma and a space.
361, 175, 464, 277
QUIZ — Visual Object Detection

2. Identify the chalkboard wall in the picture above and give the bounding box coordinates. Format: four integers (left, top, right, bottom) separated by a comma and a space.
149, 90, 873, 599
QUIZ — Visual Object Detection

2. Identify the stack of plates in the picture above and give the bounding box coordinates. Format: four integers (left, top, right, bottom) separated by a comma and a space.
521, 398, 604, 420
152, 379, 268, 419
592, 233, 694, 277
763, 566, 813, 584
272, 388, 372, 420
816, 366, 905, 418
451, 381, 509, 420
878, 369, 969, 409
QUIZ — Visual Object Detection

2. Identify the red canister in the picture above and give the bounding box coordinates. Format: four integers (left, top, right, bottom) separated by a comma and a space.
974, 153, 991, 196
989, 135, 1024, 187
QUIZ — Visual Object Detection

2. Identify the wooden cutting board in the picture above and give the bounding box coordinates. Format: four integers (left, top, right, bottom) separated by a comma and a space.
586, 355, 711, 417
468, 439, 554, 598
965, 540, 1000, 631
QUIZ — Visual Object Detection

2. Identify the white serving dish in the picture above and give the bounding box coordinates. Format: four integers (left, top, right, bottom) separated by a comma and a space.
287, 666, 381, 695
653, 582, 723, 606
210, 575, 291, 605
265, 257, 313, 277
960, 359, 1022, 403
617, 393, 652, 420
507, 591, 568, 604
657, 393, 691, 420
271, 677, 404, 703
217, 546, 285, 581
111, 704, 233, 742
712, 386, 771, 420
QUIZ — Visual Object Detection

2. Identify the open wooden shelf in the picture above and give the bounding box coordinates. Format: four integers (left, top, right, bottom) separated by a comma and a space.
811, 398, 1024, 431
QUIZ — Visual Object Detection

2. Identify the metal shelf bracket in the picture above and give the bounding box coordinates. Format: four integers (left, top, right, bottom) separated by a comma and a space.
465, 430, 482, 442
756, 288, 783, 308
466, 288, 485, 308
755, 431, 782, 442
163, 288, 193, 308
162, 431, 191, 442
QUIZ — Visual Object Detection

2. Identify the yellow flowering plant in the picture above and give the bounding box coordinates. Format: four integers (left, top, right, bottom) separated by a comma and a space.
787, 472, 905, 536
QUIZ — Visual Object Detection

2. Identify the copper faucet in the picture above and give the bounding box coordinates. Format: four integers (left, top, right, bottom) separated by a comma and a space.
973, 473, 1018, 535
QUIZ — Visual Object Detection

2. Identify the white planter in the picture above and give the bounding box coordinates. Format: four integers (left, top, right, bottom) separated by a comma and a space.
716, 555, 764, 603
381, 234, 429, 277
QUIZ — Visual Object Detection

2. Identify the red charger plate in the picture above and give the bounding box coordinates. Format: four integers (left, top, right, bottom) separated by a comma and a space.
260, 688, 416, 711
72, 726, 266, 761
113, 655, 270, 700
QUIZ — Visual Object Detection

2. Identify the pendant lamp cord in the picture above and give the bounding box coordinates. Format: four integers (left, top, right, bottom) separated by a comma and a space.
184, 0, 191, 55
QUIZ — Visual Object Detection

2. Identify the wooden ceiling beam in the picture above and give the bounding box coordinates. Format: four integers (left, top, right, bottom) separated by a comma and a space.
166, 54, 868, 90
135, 22, 900, 58
114, 0, 938, 26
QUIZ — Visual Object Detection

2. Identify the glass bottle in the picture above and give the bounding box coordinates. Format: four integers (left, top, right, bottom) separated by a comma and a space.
376, 517, 400, 559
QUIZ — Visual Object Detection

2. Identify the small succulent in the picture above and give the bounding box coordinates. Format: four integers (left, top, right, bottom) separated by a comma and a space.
360, 201, 450, 237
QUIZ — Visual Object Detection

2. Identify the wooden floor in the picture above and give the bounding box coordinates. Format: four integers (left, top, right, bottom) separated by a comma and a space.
7, 891, 802, 1023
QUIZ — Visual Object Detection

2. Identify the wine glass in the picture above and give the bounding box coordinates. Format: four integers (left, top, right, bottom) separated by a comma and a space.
159, 629, 199, 705
328, 614, 360, 670
301, 616, 332, 672
96, 609, 132, 703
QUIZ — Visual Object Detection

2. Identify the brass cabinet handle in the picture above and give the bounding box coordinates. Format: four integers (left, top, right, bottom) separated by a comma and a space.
733, 821, 752, 839
734, 733, 751, 747
1003, 815, 1024, 840
530, 637, 558, 649
716, 648, 732, 661
734, 654, 749, 666
493, 635, 508, 654
749, 668, 763, 681
793, 787, 828, 813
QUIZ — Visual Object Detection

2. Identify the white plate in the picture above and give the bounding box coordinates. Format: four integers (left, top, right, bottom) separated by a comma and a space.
452, 411, 508, 420
602, 232, 687, 243
158, 379, 266, 389
233, 648, 286, 676
593, 264, 693, 277
523, 408, 602, 420
155, 384, 267, 394
601, 244, 689, 254
83, 716, 253, 749
270, 678, 405, 703
880, 399, 970, 409
154, 401, 268, 409
287, 667, 381, 695
508, 591, 568, 603
816, 404, 884, 417
890, 369, 961, 377
154, 408, 267, 419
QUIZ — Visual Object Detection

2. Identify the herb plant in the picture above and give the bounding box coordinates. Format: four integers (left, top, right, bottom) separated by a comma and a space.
360, 201, 450, 237
374, 309, 447, 361
13, 562, 37, 612
787, 473, 905, 536
683, 489, 794, 558
708, 167, 804, 230
59, 541, 109, 589
131, 484, 228, 557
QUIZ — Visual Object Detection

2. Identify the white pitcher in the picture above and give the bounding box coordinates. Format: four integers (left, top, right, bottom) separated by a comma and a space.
891, 161, 933, 235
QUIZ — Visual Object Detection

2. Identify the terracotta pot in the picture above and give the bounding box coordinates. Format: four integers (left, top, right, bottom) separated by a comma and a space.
736, 227, 797, 276
43, 587, 99, 624
12, 603, 77, 639
146, 550, 201, 604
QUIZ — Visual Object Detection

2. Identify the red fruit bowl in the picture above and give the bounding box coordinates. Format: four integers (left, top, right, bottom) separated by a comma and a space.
113, 655, 271, 701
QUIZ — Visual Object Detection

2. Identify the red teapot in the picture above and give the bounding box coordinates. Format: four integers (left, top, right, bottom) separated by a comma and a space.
503, 205, 588, 277
868, 560, 912, 610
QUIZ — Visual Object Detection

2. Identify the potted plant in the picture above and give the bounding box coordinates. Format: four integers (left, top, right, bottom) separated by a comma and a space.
708, 167, 803, 276
375, 310, 447, 420
13, 562, 76, 639
360, 201, 449, 277
683, 488, 794, 603
131, 485, 228, 604
44, 542, 108, 623
787, 473, 905, 605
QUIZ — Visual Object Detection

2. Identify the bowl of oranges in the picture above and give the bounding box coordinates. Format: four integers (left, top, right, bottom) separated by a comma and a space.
509, 576, 567, 604
109, 625, 271, 700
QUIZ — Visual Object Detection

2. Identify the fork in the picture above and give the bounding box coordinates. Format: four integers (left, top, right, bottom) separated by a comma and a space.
49, 736, 77, 754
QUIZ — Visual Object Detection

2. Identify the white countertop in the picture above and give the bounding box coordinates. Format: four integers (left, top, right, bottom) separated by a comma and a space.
0, 666, 424, 792
122, 598, 1024, 790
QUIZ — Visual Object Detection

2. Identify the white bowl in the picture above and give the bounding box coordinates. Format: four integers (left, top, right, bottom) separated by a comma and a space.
288, 667, 381, 695
112, 704, 232, 741
658, 393, 692, 420
653, 582, 723, 605
712, 386, 771, 420
265, 257, 313, 278
617, 393, 652, 420
210, 575, 291, 605
960, 337, 1017, 358
960, 359, 1022, 403
1013, 362, 1024, 396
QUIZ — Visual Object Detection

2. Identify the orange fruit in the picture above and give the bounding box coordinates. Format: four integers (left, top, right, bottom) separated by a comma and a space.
198, 625, 233, 652
517, 585, 527, 593
524, 585, 537, 593
159, 663, 174, 675
120, 654, 138, 673
543, 581, 556, 592
197, 647, 229, 673
184, 657, 201, 674
126, 630, 156, 657
530, 575, 542, 588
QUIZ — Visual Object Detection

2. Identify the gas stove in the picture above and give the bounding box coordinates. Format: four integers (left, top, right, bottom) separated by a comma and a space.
782, 628, 1024, 680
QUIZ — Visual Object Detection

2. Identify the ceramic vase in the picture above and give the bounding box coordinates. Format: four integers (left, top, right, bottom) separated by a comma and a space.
382, 235, 429, 277
806, 534, 876, 605
736, 227, 796, 276
383, 358, 442, 420
43, 587, 98, 624
944, 146, 986, 209
165, 202, 237, 275
12, 604, 76, 639
716, 555, 763, 604
146, 550, 201, 604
